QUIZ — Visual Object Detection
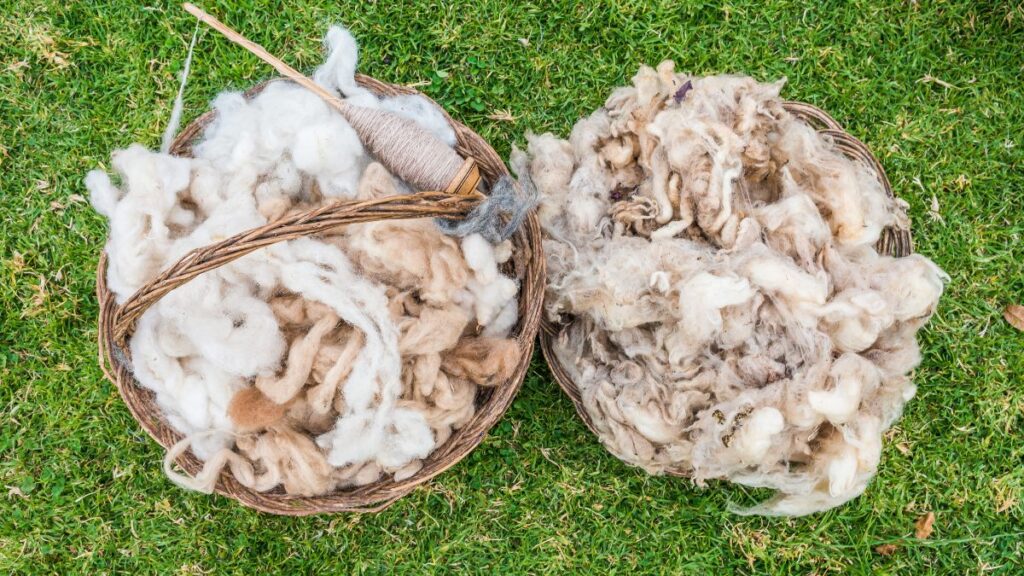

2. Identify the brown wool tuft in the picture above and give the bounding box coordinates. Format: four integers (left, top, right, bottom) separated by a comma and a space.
228, 387, 288, 432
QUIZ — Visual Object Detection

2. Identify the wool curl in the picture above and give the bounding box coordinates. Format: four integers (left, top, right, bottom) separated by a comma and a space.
89, 25, 522, 496
524, 63, 948, 516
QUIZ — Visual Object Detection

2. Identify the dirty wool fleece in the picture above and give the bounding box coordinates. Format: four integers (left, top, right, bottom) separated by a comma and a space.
521, 63, 947, 515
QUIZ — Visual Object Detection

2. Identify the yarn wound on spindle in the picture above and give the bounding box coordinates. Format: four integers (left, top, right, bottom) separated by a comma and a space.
524, 62, 947, 516
89, 25, 529, 499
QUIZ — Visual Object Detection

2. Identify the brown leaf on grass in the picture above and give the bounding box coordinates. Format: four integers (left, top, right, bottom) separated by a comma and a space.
927, 194, 944, 222
915, 511, 936, 539
6, 485, 27, 499
874, 543, 899, 556
918, 74, 958, 89
31, 275, 47, 307
996, 494, 1017, 514
10, 252, 25, 273
1004, 305, 1024, 331
6, 60, 29, 74
20, 275, 49, 318
993, 476, 1019, 513
487, 109, 518, 123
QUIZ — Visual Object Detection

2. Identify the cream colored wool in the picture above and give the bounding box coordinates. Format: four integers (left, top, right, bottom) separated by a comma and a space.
527, 64, 947, 516
89, 25, 520, 496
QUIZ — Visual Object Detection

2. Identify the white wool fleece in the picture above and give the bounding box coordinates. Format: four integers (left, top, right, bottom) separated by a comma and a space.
87, 24, 521, 495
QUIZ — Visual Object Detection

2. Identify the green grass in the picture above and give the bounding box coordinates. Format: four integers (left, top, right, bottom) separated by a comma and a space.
1, 0, 1022, 573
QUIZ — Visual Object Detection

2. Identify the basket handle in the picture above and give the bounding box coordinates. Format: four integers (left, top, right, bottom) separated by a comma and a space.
107, 186, 483, 349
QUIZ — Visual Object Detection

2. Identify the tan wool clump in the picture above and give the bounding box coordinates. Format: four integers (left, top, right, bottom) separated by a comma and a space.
88, 25, 521, 497
521, 62, 947, 516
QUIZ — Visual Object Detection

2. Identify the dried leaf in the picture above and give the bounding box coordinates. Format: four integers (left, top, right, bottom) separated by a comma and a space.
45, 51, 71, 68
918, 74, 958, 89
996, 494, 1017, 514
914, 511, 935, 539
487, 109, 518, 123
6, 60, 29, 73
1004, 305, 1024, 332
31, 276, 47, 307
875, 543, 899, 556
927, 194, 944, 222
10, 252, 25, 273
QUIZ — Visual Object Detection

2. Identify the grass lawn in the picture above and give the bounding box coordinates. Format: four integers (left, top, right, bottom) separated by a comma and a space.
2, 0, 1023, 573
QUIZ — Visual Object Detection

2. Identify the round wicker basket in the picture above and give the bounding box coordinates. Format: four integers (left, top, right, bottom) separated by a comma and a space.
97, 74, 544, 515
539, 101, 913, 478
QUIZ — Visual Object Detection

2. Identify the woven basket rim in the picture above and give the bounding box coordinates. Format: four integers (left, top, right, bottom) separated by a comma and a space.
539, 100, 914, 479
96, 73, 545, 515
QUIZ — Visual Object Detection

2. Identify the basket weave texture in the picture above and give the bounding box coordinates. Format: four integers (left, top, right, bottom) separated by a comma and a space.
539, 102, 913, 477
97, 74, 545, 515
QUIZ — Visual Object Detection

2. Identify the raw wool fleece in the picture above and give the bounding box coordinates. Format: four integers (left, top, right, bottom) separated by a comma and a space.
88, 26, 520, 496
525, 62, 948, 516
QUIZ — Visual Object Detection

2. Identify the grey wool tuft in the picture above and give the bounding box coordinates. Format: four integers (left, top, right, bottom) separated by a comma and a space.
436, 174, 538, 244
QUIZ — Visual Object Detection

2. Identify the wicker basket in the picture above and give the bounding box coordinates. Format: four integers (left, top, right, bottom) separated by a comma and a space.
97, 74, 544, 515
539, 101, 913, 478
